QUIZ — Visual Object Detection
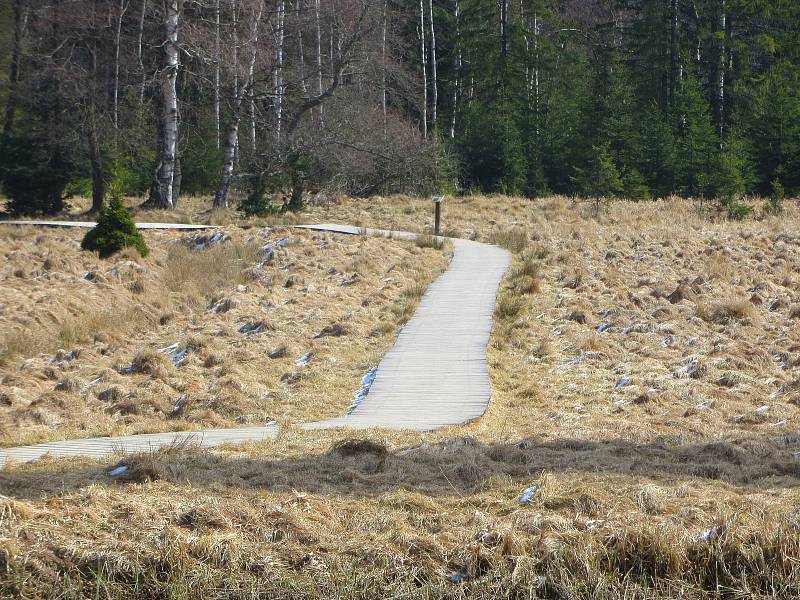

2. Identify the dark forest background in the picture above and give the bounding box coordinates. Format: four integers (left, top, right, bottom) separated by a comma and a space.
0, 0, 798, 214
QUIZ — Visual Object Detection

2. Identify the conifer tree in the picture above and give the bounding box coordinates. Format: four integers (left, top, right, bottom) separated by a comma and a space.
672, 61, 720, 197
81, 189, 149, 258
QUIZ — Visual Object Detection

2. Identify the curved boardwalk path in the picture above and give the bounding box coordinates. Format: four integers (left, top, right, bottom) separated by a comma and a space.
298, 224, 511, 431
0, 222, 510, 468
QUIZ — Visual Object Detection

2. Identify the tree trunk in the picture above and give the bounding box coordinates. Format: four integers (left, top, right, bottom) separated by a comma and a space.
669, 0, 678, 109
381, 0, 387, 136
500, 0, 508, 59
450, 0, 460, 139
274, 0, 286, 143
113, 0, 128, 129
214, 122, 239, 208
533, 11, 539, 135
717, 0, 726, 136
148, 0, 181, 209
214, 1, 265, 209
315, 0, 324, 123
2, 0, 24, 137
428, 0, 437, 128
172, 154, 182, 206
214, 0, 220, 147
138, 0, 147, 103
87, 117, 105, 213
418, 0, 427, 138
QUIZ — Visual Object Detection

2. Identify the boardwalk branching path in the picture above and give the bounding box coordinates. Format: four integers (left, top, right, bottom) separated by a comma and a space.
0, 222, 510, 468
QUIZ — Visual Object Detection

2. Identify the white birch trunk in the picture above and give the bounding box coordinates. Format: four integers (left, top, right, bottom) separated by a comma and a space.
315, 0, 324, 123
298, 2, 308, 96
428, 0, 437, 127
214, 0, 221, 147
718, 0, 725, 135
534, 12, 540, 135
274, 0, 285, 144
522, 0, 529, 104
418, 0, 427, 138
233, 1, 239, 98
214, 1, 265, 208
450, 0, 460, 139
138, 0, 147, 103
150, 0, 181, 209
113, 0, 128, 129
381, 0, 387, 135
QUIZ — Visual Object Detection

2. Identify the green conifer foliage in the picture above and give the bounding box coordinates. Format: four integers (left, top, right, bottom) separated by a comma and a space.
572, 142, 624, 199
81, 191, 149, 258
672, 63, 720, 196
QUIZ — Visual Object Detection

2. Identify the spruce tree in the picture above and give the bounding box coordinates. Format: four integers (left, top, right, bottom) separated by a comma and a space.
672, 62, 720, 196
751, 62, 800, 195
81, 189, 149, 258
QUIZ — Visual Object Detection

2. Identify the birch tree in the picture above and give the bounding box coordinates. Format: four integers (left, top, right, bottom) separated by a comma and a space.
427, 0, 437, 127
449, 0, 460, 138
418, 0, 427, 138
274, 0, 286, 143
213, 0, 265, 209
148, 0, 182, 209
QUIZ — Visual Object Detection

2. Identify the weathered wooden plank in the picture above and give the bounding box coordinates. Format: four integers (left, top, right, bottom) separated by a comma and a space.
0, 426, 278, 468
298, 225, 511, 431
0, 220, 220, 230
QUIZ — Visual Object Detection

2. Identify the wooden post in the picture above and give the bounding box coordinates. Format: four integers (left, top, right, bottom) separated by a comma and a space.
433, 195, 443, 235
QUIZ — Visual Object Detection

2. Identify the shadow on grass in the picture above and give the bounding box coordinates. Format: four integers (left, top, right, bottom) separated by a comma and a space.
2, 432, 799, 500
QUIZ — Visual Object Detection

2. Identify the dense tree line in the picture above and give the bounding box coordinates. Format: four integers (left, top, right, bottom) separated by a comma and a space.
0, 0, 798, 214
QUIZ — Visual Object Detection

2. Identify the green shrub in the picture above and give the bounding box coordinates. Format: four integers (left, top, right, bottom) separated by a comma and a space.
725, 200, 754, 221
622, 167, 652, 201
240, 175, 275, 217
81, 191, 149, 258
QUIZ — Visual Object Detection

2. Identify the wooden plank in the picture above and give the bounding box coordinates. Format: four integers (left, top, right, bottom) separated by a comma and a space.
0, 220, 220, 230
0, 426, 278, 468
297, 225, 511, 431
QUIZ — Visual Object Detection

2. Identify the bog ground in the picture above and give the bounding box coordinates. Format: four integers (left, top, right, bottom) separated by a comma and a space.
1, 195, 800, 599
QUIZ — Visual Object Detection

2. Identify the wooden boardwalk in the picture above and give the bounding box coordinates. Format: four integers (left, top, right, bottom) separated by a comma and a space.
0, 220, 219, 230
0, 427, 278, 468
0, 222, 510, 467
298, 224, 511, 431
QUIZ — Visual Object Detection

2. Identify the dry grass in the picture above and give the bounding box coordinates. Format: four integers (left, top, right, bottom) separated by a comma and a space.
697, 299, 755, 324
414, 233, 446, 250
488, 226, 528, 253
162, 241, 262, 302
2, 196, 800, 598
0, 224, 448, 447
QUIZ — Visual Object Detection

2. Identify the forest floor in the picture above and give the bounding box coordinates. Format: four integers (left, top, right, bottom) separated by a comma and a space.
2, 195, 800, 598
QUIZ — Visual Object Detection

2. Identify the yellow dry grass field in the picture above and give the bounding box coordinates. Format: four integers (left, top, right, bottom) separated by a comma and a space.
0, 224, 448, 446
2, 195, 800, 599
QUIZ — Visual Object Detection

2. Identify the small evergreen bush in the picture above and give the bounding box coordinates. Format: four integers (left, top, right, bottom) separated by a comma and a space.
724, 200, 754, 221
81, 190, 149, 258
765, 179, 785, 215
240, 174, 274, 217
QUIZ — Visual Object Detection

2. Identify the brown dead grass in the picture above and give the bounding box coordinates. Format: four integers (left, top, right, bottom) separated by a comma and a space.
0, 224, 448, 447
2, 196, 800, 598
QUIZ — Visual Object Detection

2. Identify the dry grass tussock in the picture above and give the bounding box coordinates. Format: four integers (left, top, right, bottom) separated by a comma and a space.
2, 196, 800, 598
